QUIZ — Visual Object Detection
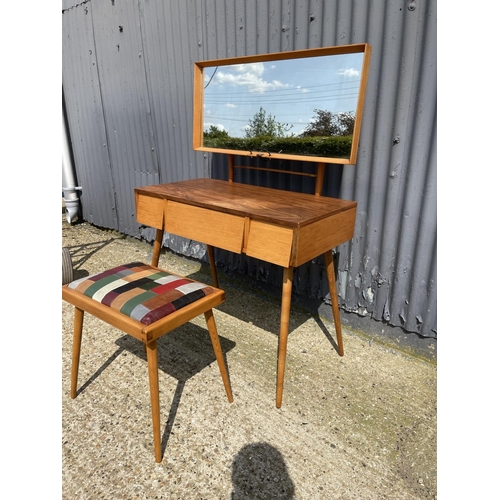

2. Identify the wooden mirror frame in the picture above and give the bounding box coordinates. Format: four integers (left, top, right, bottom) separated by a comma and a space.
193, 43, 371, 166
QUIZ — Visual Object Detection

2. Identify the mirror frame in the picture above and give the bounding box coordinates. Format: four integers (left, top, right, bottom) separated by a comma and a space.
193, 43, 371, 165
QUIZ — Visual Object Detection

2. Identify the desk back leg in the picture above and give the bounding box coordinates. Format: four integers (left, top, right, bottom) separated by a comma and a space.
324, 250, 344, 356
206, 245, 219, 288
152, 229, 164, 267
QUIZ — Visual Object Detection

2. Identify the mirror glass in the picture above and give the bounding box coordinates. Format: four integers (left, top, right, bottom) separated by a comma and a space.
194, 44, 371, 164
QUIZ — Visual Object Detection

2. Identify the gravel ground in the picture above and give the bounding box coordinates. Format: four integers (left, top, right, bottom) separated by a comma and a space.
62, 215, 437, 499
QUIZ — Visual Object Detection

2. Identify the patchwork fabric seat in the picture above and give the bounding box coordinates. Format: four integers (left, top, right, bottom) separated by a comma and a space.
68, 262, 217, 325
63, 260, 233, 463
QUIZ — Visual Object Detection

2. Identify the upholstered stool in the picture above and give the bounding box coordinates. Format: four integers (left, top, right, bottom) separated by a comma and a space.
62, 261, 233, 462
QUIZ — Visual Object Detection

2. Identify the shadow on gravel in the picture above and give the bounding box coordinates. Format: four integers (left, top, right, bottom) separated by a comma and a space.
64, 237, 126, 280
231, 442, 295, 499
74, 324, 235, 457
120, 323, 236, 453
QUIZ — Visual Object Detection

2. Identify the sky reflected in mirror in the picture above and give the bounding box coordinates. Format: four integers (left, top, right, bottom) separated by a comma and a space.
203, 53, 363, 139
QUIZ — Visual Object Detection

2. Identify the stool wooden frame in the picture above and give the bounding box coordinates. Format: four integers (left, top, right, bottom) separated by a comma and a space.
62, 229, 233, 463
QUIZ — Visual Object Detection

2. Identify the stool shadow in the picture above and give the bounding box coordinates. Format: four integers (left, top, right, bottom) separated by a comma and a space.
76, 323, 235, 457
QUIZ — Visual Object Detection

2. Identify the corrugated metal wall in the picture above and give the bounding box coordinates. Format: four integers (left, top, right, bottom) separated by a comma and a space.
62, 0, 437, 337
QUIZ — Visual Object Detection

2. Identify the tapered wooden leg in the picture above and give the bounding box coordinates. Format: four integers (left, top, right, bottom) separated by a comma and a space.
204, 309, 233, 402
152, 228, 164, 267
276, 267, 293, 409
71, 307, 84, 399
146, 340, 162, 463
315, 162, 325, 196
206, 245, 219, 288
324, 250, 344, 356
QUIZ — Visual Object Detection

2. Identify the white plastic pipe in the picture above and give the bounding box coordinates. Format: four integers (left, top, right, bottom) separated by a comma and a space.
62, 107, 81, 223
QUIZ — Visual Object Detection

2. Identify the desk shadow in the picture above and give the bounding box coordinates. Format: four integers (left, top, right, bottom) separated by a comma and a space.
76, 323, 235, 456
231, 442, 295, 500
181, 265, 342, 355
307, 310, 343, 355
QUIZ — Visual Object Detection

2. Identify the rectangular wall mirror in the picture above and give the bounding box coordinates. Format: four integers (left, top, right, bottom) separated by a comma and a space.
193, 43, 371, 165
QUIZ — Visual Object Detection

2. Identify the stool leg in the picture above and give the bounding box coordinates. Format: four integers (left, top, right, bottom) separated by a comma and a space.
204, 309, 233, 403
71, 307, 84, 399
146, 340, 162, 463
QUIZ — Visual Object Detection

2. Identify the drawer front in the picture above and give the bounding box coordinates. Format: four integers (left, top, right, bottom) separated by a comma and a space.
245, 220, 294, 267
135, 193, 165, 229
165, 201, 245, 253
292, 207, 356, 266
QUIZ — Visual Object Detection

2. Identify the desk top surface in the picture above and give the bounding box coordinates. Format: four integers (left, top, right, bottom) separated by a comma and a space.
135, 178, 356, 228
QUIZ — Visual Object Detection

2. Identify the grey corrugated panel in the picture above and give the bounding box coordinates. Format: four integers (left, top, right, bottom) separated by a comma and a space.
389, 4, 437, 334
338, 0, 437, 336
141, 0, 212, 184
61, 0, 437, 337
144, 1, 183, 182
90, 0, 161, 235
62, 3, 118, 229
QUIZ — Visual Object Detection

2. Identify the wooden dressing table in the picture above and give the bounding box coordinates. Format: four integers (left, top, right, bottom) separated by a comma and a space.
134, 43, 369, 407
135, 178, 357, 407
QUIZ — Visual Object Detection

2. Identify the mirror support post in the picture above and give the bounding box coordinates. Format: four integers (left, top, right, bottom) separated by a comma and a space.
228, 154, 234, 182
315, 162, 325, 196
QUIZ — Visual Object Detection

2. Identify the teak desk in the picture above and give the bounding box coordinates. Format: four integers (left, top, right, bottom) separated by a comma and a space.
135, 178, 357, 407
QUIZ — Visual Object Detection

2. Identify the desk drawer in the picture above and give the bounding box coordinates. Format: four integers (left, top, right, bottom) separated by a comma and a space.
165, 201, 245, 253
292, 207, 356, 266
135, 193, 164, 229
245, 220, 294, 267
